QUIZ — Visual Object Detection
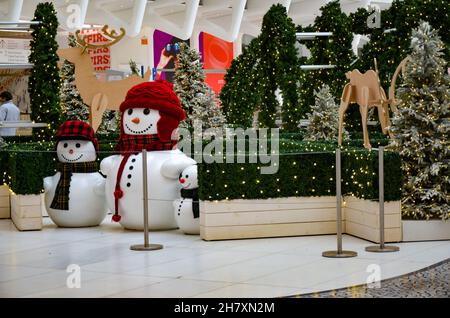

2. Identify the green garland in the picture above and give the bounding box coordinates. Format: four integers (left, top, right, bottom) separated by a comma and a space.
297, 0, 355, 119
220, 4, 301, 131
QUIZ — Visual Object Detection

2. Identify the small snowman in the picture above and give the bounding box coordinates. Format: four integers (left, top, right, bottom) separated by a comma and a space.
44, 120, 107, 227
174, 164, 200, 235
101, 80, 196, 230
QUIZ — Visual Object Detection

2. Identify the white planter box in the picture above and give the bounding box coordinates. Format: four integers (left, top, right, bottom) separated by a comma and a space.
402, 220, 450, 241
200, 196, 402, 242
10, 193, 42, 231
0, 185, 10, 219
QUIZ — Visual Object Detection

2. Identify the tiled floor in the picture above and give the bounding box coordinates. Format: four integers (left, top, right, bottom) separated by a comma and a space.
0, 218, 449, 298
292, 259, 450, 298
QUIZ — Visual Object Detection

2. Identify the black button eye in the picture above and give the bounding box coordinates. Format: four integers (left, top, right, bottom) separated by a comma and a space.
127, 109, 133, 115
143, 108, 150, 115
179, 173, 182, 180
63, 143, 68, 148
185, 175, 189, 178
75, 143, 81, 148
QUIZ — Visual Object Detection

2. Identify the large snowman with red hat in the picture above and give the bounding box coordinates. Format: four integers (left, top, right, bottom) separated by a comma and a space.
100, 80, 196, 230
44, 120, 107, 227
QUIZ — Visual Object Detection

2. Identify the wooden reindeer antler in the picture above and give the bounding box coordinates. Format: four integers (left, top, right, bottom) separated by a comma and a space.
75, 25, 126, 53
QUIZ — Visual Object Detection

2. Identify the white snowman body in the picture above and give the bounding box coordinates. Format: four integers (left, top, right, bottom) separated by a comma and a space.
100, 107, 196, 230
174, 165, 200, 235
44, 140, 107, 227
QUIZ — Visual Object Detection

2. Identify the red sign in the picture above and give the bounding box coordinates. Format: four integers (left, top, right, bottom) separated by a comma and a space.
79, 29, 111, 71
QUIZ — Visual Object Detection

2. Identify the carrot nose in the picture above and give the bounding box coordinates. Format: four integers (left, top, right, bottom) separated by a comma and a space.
69, 149, 74, 154
180, 178, 185, 184
132, 117, 140, 124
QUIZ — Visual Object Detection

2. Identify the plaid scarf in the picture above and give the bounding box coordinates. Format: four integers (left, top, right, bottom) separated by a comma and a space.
180, 188, 199, 219
50, 161, 99, 211
112, 134, 177, 222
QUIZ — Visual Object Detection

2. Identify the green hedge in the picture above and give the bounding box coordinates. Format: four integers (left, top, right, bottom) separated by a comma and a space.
0, 138, 401, 202
198, 140, 401, 202
1, 141, 116, 195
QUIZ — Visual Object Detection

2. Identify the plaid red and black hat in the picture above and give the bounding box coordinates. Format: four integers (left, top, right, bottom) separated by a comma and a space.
55, 120, 99, 153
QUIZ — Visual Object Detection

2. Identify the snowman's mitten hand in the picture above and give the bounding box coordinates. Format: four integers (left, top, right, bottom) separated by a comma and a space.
43, 177, 52, 192
100, 155, 117, 176
161, 157, 197, 179
94, 178, 106, 197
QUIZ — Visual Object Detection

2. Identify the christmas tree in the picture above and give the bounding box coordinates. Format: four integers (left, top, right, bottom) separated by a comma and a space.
59, 34, 89, 121
304, 85, 348, 142
174, 42, 225, 133
129, 59, 140, 76
389, 22, 449, 220
28, 2, 61, 140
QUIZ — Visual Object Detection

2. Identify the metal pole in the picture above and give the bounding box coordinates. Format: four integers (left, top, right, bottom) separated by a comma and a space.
366, 147, 399, 253
130, 149, 163, 251
336, 148, 343, 253
322, 148, 357, 258
379, 146, 385, 249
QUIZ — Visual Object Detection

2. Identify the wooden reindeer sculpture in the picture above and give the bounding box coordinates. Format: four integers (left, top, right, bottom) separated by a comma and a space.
338, 60, 392, 149
57, 26, 151, 131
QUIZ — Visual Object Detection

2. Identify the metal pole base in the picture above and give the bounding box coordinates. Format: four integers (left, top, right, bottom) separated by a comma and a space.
322, 250, 358, 258
365, 245, 399, 253
130, 244, 163, 251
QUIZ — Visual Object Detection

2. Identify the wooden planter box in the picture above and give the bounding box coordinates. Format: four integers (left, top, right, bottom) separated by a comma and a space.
402, 220, 450, 241
0, 185, 10, 219
200, 196, 402, 243
200, 196, 344, 241
344, 197, 402, 243
10, 193, 43, 231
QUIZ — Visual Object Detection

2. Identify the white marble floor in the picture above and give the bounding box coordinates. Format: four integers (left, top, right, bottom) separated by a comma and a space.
0, 218, 449, 298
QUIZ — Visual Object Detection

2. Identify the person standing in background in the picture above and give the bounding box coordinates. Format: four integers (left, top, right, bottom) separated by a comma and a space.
0, 91, 20, 136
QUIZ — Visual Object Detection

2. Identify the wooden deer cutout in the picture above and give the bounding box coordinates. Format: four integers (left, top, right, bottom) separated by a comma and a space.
57, 26, 151, 131
389, 57, 409, 113
338, 60, 392, 149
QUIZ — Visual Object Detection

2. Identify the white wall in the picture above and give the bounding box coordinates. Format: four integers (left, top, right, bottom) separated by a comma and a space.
109, 26, 153, 74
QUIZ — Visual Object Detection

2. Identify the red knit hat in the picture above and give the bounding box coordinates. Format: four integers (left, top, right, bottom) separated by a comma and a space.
55, 120, 99, 154
120, 80, 185, 120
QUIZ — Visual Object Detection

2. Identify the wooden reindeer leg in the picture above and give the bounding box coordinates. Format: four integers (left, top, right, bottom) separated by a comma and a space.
376, 103, 387, 135
361, 87, 371, 149
338, 84, 352, 146
91, 93, 108, 132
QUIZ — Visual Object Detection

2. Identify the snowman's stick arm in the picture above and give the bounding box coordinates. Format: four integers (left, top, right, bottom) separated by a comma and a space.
161, 157, 197, 179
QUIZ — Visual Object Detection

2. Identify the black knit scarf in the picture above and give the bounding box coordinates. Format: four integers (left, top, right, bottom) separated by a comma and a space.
50, 161, 99, 211
180, 188, 199, 219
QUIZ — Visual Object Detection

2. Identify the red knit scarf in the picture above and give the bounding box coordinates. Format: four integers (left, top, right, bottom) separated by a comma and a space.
112, 134, 177, 222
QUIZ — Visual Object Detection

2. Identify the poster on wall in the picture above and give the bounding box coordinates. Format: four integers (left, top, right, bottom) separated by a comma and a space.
199, 32, 233, 93
153, 29, 189, 82
79, 28, 111, 71
0, 38, 31, 64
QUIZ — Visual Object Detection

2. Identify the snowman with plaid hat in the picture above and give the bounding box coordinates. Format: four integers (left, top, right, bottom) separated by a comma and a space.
100, 80, 196, 230
44, 120, 107, 227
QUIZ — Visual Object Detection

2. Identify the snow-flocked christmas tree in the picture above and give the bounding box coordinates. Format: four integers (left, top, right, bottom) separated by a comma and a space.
174, 42, 225, 135
389, 22, 449, 220
60, 34, 89, 121
304, 85, 348, 142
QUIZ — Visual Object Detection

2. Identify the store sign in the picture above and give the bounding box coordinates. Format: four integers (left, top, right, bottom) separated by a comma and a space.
79, 29, 111, 71
0, 38, 31, 64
